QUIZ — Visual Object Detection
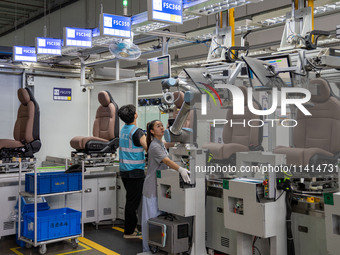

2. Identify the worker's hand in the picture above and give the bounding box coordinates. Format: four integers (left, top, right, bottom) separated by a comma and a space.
178, 167, 191, 183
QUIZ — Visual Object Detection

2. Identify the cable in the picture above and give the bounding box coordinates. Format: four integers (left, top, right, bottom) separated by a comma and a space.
275, 190, 285, 201
306, 58, 323, 70
254, 246, 262, 255
286, 189, 295, 255
212, 37, 222, 47
252, 236, 262, 255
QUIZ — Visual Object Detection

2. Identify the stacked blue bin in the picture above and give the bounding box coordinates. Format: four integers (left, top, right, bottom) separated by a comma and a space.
25, 172, 82, 194
19, 172, 82, 243
16, 197, 50, 247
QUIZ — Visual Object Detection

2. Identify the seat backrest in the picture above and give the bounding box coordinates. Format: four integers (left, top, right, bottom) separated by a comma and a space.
14, 88, 40, 143
93, 91, 119, 140
294, 78, 340, 154
223, 86, 262, 147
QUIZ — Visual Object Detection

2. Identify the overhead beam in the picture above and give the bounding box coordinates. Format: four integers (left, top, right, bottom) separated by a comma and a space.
0, 4, 31, 14
0, 0, 44, 9
0, 0, 80, 37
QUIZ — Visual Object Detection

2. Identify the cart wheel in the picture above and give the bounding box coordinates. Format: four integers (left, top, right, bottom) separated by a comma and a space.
39, 244, 47, 255
71, 238, 79, 249
149, 245, 159, 254
25, 243, 32, 249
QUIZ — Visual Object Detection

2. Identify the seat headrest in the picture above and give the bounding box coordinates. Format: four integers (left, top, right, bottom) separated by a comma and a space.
18, 88, 31, 105
310, 78, 331, 103
173, 91, 184, 108
98, 91, 111, 107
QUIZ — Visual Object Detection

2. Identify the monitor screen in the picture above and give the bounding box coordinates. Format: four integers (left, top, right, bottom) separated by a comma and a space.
147, 55, 171, 81
248, 55, 293, 88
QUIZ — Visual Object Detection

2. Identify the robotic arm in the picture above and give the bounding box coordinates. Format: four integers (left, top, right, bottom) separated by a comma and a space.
161, 78, 200, 144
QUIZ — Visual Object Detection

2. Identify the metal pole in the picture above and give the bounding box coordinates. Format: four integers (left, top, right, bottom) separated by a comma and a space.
116, 59, 120, 80
292, 0, 296, 35
87, 87, 91, 137
81, 160, 85, 237
162, 36, 168, 55
65, 159, 68, 208
135, 80, 139, 108
80, 59, 85, 86
34, 163, 37, 246
18, 161, 22, 240
308, 0, 315, 42
229, 9, 235, 47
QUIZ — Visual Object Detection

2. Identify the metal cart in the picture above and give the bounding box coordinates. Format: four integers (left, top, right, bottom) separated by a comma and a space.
17, 161, 85, 255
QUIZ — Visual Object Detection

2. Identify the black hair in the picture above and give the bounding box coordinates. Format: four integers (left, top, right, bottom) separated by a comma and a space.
146, 120, 160, 151
118, 104, 136, 124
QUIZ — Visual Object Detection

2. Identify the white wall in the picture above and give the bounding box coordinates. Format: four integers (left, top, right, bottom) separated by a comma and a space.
34, 76, 88, 165
0, 73, 22, 139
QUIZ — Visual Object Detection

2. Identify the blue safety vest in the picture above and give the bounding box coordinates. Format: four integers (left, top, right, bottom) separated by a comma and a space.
119, 125, 145, 171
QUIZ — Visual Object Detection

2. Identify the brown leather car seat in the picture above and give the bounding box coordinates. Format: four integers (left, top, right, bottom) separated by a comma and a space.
70, 90, 119, 154
202, 86, 263, 164
0, 87, 41, 158
274, 78, 340, 166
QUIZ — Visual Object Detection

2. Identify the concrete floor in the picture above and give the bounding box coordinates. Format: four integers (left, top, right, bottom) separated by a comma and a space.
0, 223, 143, 255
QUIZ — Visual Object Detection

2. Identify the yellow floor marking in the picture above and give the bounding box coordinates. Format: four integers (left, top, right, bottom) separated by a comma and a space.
9, 247, 23, 255
10, 242, 91, 255
78, 237, 120, 255
112, 227, 124, 233
57, 242, 92, 254
112, 226, 143, 240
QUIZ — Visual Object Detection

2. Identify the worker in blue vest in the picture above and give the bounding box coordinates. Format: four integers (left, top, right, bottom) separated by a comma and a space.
118, 104, 147, 238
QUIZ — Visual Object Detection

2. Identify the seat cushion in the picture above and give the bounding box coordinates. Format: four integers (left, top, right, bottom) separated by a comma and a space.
274, 146, 334, 166
0, 139, 24, 149
203, 143, 225, 160
203, 142, 249, 160
70, 136, 108, 150
222, 143, 249, 159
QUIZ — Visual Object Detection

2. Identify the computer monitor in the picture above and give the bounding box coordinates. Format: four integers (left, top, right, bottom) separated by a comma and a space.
247, 55, 294, 89
147, 55, 171, 81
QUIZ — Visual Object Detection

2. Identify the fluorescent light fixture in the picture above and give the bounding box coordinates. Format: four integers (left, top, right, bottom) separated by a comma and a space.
132, 12, 170, 32
314, 2, 340, 15
260, 1, 340, 27
260, 15, 286, 26
132, 8, 199, 33
184, 0, 262, 16
183, 0, 209, 8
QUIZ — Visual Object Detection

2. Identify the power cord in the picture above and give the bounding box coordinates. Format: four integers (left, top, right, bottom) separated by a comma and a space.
252, 236, 262, 255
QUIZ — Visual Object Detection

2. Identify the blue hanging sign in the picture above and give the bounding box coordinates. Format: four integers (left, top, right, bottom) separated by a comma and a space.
64, 27, 92, 48
92, 27, 100, 37
13, 46, 37, 62
36, 37, 62, 55
148, 0, 183, 24
100, 13, 131, 38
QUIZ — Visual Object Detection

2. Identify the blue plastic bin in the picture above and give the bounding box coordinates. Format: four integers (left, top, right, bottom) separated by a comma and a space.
25, 172, 82, 194
22, 208, 81, 242
16, 197, 50, 247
